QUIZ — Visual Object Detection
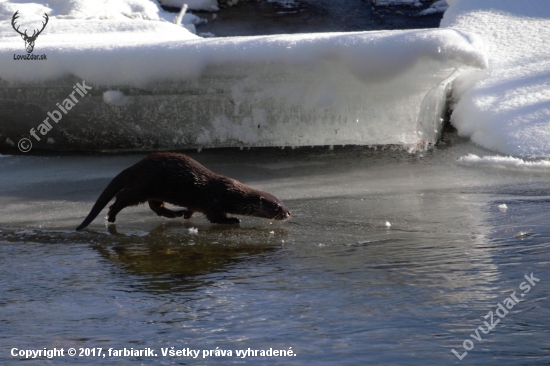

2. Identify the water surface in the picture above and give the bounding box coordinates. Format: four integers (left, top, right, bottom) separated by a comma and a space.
1, 135, 549, 365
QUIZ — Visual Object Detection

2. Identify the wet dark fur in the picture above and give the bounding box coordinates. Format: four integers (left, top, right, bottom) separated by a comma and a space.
76, 152, 291, 230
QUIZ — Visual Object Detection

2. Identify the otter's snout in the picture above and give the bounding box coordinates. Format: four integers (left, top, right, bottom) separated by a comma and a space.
253, 193, 291, 221
274, 207, 291, 221
263, 203, 291, 221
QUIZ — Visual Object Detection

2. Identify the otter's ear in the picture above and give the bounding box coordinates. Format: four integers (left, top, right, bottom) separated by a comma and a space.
259, 196, 265, 203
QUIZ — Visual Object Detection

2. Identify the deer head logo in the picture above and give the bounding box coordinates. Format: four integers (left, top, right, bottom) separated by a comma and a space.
11, 11, 49, 54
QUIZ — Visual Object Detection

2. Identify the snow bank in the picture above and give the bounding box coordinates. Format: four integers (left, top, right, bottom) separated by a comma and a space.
442, 0, 550, 158
0, 24, 486, 151
0, 0, 204, 33
0, 0, 167, 21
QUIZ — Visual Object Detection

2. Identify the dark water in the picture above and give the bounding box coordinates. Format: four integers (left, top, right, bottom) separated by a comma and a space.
190, 0, 443, 37
1, 135, 549, 365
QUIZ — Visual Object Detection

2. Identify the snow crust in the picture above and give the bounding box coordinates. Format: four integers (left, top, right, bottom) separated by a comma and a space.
442, 0, 550, 158
0, 23, 486, 86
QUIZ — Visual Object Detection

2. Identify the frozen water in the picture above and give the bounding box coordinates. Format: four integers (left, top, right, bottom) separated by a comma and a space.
1, 136, 550, 366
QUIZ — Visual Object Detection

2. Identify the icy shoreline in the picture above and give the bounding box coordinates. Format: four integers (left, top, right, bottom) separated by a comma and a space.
0, 25, 485, 151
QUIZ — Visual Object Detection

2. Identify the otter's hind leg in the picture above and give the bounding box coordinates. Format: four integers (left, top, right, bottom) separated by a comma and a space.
148, 200, 193, 219
107, 190, 145, 223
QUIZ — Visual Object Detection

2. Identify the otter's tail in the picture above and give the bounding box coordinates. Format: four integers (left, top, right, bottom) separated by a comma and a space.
76, 168, 132, 230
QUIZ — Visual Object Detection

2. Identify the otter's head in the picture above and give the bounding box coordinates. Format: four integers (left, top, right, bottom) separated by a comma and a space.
243, 191, 291, 220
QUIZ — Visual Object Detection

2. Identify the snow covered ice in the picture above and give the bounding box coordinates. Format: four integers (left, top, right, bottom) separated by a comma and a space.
0, 0, 486, 151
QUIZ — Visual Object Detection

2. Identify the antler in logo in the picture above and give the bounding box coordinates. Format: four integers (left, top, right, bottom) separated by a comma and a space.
11, 11, 49, 54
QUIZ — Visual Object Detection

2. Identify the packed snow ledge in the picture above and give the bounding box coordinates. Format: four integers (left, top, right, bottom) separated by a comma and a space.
443, 0, 550, 158
0, 1, 486, 152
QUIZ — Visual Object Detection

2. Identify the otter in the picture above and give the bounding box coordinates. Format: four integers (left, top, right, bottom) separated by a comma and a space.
76, 152, 291, 230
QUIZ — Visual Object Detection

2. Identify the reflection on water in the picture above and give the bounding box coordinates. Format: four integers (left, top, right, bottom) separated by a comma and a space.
1, 223, 287, 293
98, 224, 286, 293
1, 137, 550, 365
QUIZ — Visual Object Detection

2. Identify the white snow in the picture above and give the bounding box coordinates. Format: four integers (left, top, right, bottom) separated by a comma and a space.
0, 0, 167, 21
458, 154, 550, 173
0, 24, 486, 86
0, 0, 204, 35
442, 0, 550, 158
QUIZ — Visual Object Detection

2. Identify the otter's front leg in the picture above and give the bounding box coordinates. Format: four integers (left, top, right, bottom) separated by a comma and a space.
148, 200, 193, 219
206, 212, 241, 225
